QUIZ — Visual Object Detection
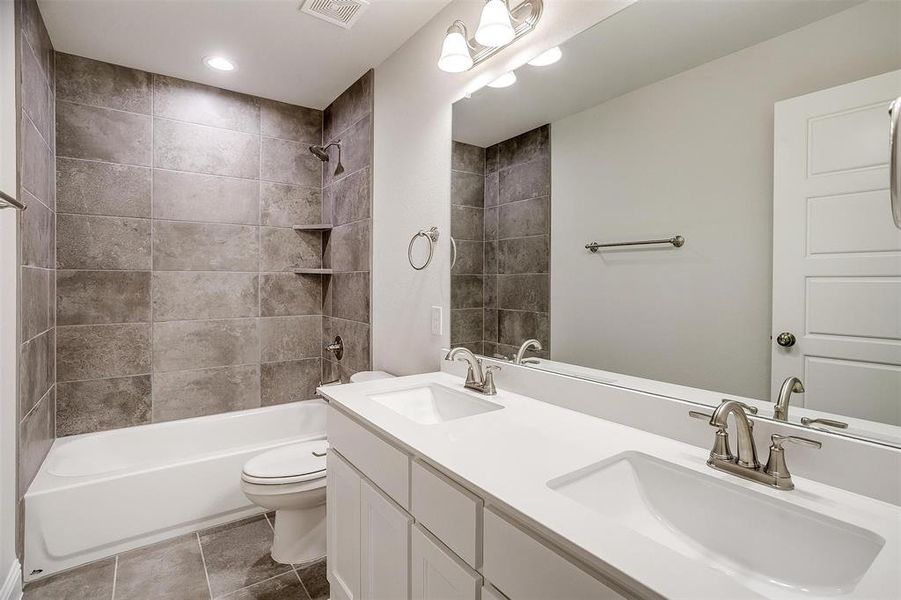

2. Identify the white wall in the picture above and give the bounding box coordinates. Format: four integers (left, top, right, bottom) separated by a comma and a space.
372, 0, 635, 375
0, 0, 21, 594
551, 1, 901, 399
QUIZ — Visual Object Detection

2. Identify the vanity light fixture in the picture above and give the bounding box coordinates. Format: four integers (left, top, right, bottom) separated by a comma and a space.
203, 56, 236, 72
437, 0, 544, 73
487, 71, 517, 88
527, 46, 561, 66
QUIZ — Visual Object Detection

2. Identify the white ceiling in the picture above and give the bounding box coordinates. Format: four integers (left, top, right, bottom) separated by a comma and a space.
38, 0, 450, 109
453, 0, 862, 147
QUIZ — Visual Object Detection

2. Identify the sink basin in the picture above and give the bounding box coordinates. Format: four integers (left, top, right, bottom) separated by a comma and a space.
548, 452, 884, 596
368, 384, 503, 425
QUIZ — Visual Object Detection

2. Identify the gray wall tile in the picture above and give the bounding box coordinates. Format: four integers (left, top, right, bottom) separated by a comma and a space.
152, 221, 259, 271
498, 158, 551, 204
497, 196, 549, 239
57, 323, 151, 381
498, 309, 549, 347
152, 365, 260, 422
19, 329, 54, 416
21, 0, 53, 83
498, 125, 549, 169
451, 308, 482, 344
260, 273, 321, 317
56, 53, 152, 113
18, 388, 54, 495
260, 316, 322, 362
261, 137, 321, 186
153, 75, 259, 133
325, 220, 370, 272
21, 38, 53, 144
498, 236, 549, 274
452, 141, 485, 174
484, 206, 498, 241
324, 272, 370, 323
153, 170, 259, 225
323, 115, 371, 188
483, 308, 498, 343
152, 318, 259, 373
260, 182, 321, 227
152, 272, 259, 321
451, 240, 483, 275
153, 117, 259, 178
21, 268, 50, 343
323, 317, 370, 374
56, 270, 151, 325
57, 101, 151, 165
57, 214, 151, 270
57, 375, 151, 436
485, 145, 499, 174
21, 115, 53, 205
20, 190, 54, 268
57, 158, 151, 217
484, 171, 498, 208
451, 205, 483, 241
451, 171, 484, 208
261, 359, 320, 406
261, 228, 321, 271
261, 98, 322, 143
323, 70, 372, 143
322, 167, 370, 226
497, 274, 550, 312
484, 275, 497, 308
484, 240, 497, 274
451, 275, 483, 309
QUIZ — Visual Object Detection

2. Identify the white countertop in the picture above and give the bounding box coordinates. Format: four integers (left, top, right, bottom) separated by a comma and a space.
320, 372, 901, 600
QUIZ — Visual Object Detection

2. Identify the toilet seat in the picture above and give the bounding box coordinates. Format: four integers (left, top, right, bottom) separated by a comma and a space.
241, 440, 328, 486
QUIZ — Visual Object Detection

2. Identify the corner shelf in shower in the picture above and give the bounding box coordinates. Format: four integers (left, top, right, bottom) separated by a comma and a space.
293, 224, 333, 231
294, 268, 334, 275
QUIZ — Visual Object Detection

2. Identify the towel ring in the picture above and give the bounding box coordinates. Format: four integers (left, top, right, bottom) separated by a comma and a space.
408, 226, 440, 271
450, 236, 457, 270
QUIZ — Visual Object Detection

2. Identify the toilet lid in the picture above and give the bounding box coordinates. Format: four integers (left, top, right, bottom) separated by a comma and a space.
242, 440, 328, 485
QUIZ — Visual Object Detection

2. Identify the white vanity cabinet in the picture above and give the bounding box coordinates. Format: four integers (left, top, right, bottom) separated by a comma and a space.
327, 405, 628, 600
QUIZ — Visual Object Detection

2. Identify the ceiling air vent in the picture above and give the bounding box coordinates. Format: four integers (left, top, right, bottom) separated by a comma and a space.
300, 0, 370, 29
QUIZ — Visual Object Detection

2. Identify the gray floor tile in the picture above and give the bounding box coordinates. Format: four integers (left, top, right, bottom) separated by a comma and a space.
218, 572, 310, 600
23, 557, 115, 600
296, 560, 328, 600
199, 516, 292, 598
115, 534, 210, 600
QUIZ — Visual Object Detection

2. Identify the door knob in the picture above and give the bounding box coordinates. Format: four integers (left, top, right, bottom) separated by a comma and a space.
776, 332, 796, 347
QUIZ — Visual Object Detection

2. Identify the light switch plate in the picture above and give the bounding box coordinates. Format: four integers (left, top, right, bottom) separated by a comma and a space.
431, 306, 443, 335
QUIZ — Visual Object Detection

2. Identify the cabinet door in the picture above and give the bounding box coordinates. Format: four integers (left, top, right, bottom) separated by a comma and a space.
361, 479, 412, 600
328, 451, 361, 600
411, 524, 480, 600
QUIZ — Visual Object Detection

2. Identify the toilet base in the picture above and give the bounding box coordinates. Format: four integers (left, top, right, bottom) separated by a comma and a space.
271, 504, 327, 565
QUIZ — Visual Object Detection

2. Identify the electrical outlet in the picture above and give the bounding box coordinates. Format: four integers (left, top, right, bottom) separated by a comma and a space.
431, 306, 443, 335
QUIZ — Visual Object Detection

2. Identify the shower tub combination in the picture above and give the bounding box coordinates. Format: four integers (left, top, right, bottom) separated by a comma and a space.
24, 399, 327, 582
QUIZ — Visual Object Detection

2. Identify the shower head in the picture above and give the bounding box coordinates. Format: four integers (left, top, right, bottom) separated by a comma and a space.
309, 141, 340, 162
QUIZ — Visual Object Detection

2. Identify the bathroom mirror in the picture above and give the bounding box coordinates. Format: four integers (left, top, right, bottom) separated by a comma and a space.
449, 0, 901, 447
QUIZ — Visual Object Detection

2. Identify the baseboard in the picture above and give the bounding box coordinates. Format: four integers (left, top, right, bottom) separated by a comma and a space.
0, 560, 21, 600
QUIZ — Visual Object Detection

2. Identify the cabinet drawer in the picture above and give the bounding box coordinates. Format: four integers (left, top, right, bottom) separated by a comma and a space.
411, 459, 482, 568
411, 524, 481, 600
329, 406, 410, 508
483, 508, 625, 600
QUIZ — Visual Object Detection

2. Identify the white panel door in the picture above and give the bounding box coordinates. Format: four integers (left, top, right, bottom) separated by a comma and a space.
361, 478, 412, 600
411, 524, 480, 600
328, 451, 362, 600
773, 69, 901, 424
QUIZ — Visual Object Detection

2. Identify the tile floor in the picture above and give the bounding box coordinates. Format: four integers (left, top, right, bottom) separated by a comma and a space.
23, 513, 328, 600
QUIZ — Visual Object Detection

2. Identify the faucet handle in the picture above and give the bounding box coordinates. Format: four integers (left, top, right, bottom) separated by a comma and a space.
688, 410, 712, 421
734, 401, 759, 415
800, 417, 848, 430
770, 433, 822, 450
483, 365, 500, 395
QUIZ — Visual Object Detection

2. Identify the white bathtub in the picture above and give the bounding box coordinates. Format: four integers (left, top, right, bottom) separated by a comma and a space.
24, 400, 327, 581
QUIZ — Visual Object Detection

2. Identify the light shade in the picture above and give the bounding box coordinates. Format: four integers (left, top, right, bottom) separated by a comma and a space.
475, 0, 515, 47
438, 30, 474, 73
528, 46, 561, 67
203, 56, 236, 71
487, 71, 517, 88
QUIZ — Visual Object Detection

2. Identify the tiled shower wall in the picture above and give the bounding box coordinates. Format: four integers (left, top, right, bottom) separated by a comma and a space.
451, 125, 551, 359
17, 0, 56, 500
53, 53, 328, 436
322, 72, 373, 383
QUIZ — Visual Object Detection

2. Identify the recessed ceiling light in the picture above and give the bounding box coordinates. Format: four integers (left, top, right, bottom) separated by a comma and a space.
528, 46, 562, 67
487, 71, 517, 88
203, 56, 236, 72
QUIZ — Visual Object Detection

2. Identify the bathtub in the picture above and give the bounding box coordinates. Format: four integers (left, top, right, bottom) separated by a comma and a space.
24, 400, 327, 581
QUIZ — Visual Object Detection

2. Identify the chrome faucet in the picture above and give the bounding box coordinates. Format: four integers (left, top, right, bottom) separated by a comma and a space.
513, 339, 543, 365
690, 399, 822, 490
774, 376, 804, 421
444, 347, 500, 395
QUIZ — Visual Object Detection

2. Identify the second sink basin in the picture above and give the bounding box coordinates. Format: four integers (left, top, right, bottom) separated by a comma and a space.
368, 384, 503, 425
548, 452, 884, 597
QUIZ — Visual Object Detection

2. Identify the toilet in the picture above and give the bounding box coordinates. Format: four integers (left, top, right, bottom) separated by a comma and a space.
241, 439, 328, 565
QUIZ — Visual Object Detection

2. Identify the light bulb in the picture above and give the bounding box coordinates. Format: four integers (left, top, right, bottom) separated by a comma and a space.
203, 56, 236, 72
438, 28, 473, 73
475, 0, 515, 47
487, 71, 516, 88
528, 46, 562, 67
